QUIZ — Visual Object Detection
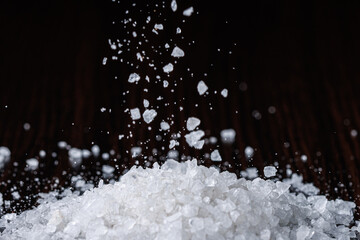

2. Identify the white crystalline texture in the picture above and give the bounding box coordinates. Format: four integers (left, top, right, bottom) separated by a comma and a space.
220, 128, 236, 144
26, 158, 39, 170
244, 146, 254, 158
130, 108, 141, 120
197, 81, 208, 95
143, 99, 149, 108
1, 159, 357, 240
142, 109, 157, 124
163, 63, 174, 73
128, 73, 140, 83
131, 147, 142, 157
154, 23, 163, 30
186, 117, 201, 131
183, 6, 194, 16
210, 150, 222, 162
170, 0, 177, 12
0, 146, 11, 168
263, 166, 277, 178
221, 88, 228, 98
185, 130, 205, 149
171, 46, 185, 58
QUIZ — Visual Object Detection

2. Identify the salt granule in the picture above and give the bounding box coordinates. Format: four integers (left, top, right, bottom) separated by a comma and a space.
128, 73, 140, 83
163, 63, 174, 73
170, 0, 177, 12
263, 166, 277, 178
220, 128, 236, 144
210, 149, 222, 162
130, 146, 142, 157
1, 159, 357, 240
221, 88, 228, 98
0, 146, 11, 168
142, 109, 157, 123
244, 146, 254, 158
130, 108, 141, 120
171, 46, 185, 58
185, 130, 205, 149
197, 80, 208, 95
25, 158, 39, 170
183, 6, 194, 16
186, 117, 201, 131
160, 121, 170, 131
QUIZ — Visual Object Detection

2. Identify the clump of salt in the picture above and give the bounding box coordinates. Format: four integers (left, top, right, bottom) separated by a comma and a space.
210, 149, 222, 162
186, 117, 201, 131
143, 109, 157, 123
1, 159, 357, 240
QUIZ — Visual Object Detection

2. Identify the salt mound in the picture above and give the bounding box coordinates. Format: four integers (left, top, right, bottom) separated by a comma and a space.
0, 160, 358, 240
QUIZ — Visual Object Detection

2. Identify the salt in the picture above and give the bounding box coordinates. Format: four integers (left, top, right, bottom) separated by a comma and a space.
130, 108, 141, 120
160, 121, 170, 131
220, 129, 236, 144
183, 6, 194, 16
210, 150, 222, 162
244, 146, 254, 158
186, 117, 201, 131
197, 81, 208, 95
185, 130, 205, 149
221, 88, 228, 98
171, 46, 185, 58
128, 73, 140, 83
263, 166, 277, 178
0, 146, 11, 168
143, 109, 157, 123
26, 158, 39, 170
170, 0, 177, 12
163, 63, 174, 73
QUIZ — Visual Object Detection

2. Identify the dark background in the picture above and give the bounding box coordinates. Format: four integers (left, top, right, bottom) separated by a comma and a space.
0, 0, 360, 219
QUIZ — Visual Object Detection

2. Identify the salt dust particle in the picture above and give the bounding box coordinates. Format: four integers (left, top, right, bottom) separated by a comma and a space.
350, 129, 358, 137
102, 165, 115, 174
244, 146, 254, 158
160, 121, 170, 131
23, 123, 31, 131
26, 158, 39, 170
39, 150, 46, 158
131, 147, 142, 157
300, 155, 308, 162
183, 6, 194, 16
143, 99, 149, 108
91, 145, 100, 157
220, 129, 236, 144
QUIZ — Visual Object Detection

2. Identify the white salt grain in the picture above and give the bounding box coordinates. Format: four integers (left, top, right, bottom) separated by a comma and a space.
171, 46, 185, 58
160, 121, 170, 131
130, 108, 141, 120
185, 130, 205, 149
143, 99, 149, 108
128, 73, 140, 83
210, 149, 222, 162
263, 166, 277, 178
183, 6, 194, 16
221, 88, 228, 98
220, 129, 236, 144
197, 81, 208, 95
143, 109, 157, 123
163, 63, 174, 73
102, 165, 115, 175
26, 158, 39, 170
68, 148, 82, 168
130, 146, 142, 157
186, 117, 201, 131
170, 0, 177, 12
91, 145, 100, 157
0, 146, 11, 168
244, 146, 254, 158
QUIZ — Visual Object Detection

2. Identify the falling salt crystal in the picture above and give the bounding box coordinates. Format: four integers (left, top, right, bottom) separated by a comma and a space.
163, 80, 169, 88
11, 191, 20, 200
102, 165, 115, 175
300, 155, 308, 162
102, 57, 107, 65
210, 150, 222, 162
176, 27, 181, 34
82, 149, 91, 158
0, 146, 11, 168
244, 146, 254, 158
143, 109, 157, 123
185, 130, 205, 149
169, 140, 178, 149
183, 6, 194, 16
143, 99, 149, 108
163, 63, 174, 73
154, 23, 163, 30
118, 134, 124, 140
91, 145, 100, 157
57, 141, 67, 149
131, 147, 142, 157
23, 123, 31, 131
128, 73, 140, 83
197, 81, 208, 95
350, 129, 358, 137
263, 166, 277, 178
171, 46, 185, 58
186, 117, 201, 131
39, 150, 46, 158
170, 0, 177, 12
221, 89, 228, 98
26, 158, 39, 170
220, 129, 236, 144
130, 108, 141, 120
101, 153, 110, 160
160, 121, 170, 131
209, 136, 217, 144
68, 148, 82, 168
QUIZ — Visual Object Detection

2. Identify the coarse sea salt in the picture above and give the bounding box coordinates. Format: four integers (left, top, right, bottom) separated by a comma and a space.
0, 146, 11, 169
143, 109, 157, 124
1, 159, 358, 240
220, 128, 236, 144
171, 46, 185, 58
186, 117, 201, 131
197, 81, 208, 95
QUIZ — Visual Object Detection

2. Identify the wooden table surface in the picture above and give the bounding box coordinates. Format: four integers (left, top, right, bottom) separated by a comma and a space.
1, 0, 360, 219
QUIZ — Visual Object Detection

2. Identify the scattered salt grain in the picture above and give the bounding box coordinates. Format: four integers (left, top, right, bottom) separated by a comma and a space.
128, 73, 140, 83
102, 165, 115, 175
185, 130, 205, 149
221, 88, 228, 98
171, 46, 185, 58
244, 146, 254, 158
143, 109, 157, 123
39, 150, 46, 158
170, 0, 177, 12
131, 146, 142, 157
163, 63, 174, 73
57, 141, 67, 149
197, 81, 208, 95
0, 146, 11, 168
210, 149, 222, 161
91, 145, 100, 157
68, 148, 82, 168
26, 158, 39, 170
350, 129, 358, 137
220, 128, 236, 144
130, 108, 141, 120
186, 117, 201, 131
183, 6, 194, 16
154, 23, 163, 30
23, 123, 31, 131
263, 166, 277, 178
300, 154, 308, 162
160, 121, 170, 131
143, 99, 149, 108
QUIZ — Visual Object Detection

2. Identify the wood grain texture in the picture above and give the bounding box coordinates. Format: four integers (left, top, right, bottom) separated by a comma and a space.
0, 0, 360, 220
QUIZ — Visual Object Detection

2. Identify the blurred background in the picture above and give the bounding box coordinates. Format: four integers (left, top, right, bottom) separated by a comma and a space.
0, 0, 360, 219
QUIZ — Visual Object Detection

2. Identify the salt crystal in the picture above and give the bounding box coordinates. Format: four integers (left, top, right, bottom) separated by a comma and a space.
176, 27, 181, 34
170, 0, 177, 11
263, 166, 277, 178
160, 121, 170, 131
39, 150, 46, 158
0, 146, 11, 168
102, 165, 115, 175
169, 140, 178, 149
143, 99, 149, 108
101, 153, 110, 160
131, 147, 142, 157
210, 150, 222, 162
154, 23, 163, 30
197, 81, 208, 95
220, 129, 236, 144
128, 73, 140, 83
82, 149, 91, 158
57, 141, 67, 149
130, 108, 141, 120
350, 129, 358, 137
68, 148, 82, 168
183, 6, 194, 16
221, 88, 228, 98
244, 146, 254, 158
186, 117, 201, 131
300, 154, 308, 162
171, 46, 185, 58
26, 158, 39, 170
163, 63, 174, 73
91, 145, 100, 157
23, 123, 31, 131
185, 130, 205, 148
143, 109, 157, 123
